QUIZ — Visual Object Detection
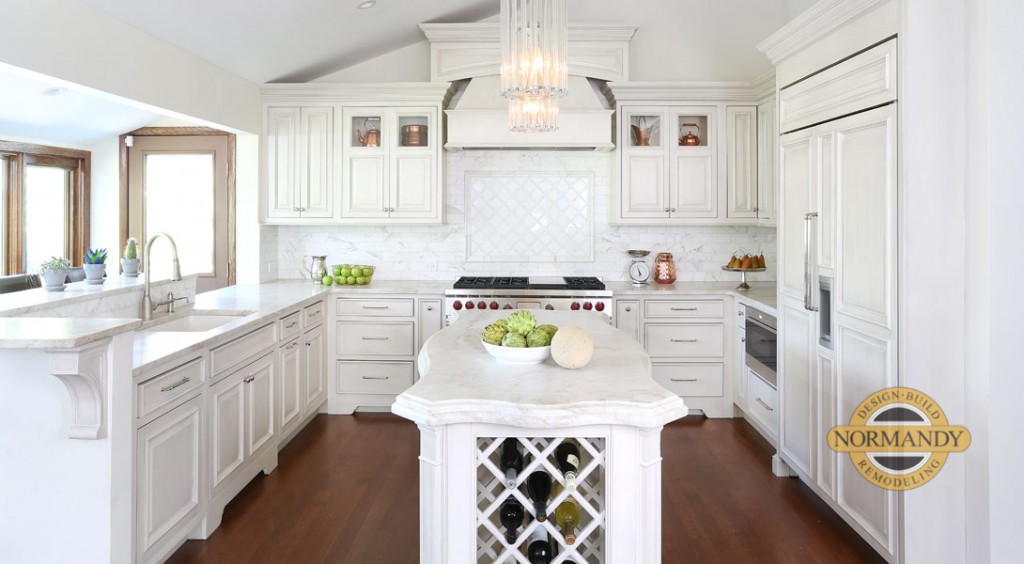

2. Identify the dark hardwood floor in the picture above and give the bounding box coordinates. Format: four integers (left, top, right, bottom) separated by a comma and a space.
167, 414, 884, 564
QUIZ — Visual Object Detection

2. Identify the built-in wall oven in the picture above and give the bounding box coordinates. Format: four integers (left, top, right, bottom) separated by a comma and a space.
744, 305, 777, 388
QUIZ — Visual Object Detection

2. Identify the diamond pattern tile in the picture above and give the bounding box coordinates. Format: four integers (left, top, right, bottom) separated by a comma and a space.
467, 172, 593, 262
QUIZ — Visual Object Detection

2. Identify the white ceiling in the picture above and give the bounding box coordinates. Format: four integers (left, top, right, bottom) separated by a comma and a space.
76, 0, 499, 84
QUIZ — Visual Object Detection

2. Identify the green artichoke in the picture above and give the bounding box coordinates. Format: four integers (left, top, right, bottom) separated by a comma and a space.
506, 311, 537, 335
526, 329, 552, 348
501, 332, 528, 348
482, 323, 509, 345
536, 324, 559, 337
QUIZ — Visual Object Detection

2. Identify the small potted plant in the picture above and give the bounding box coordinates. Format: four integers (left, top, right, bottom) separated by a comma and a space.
122, 237, 140, 277
83, 248, 108, 285
39, 256, 71, 292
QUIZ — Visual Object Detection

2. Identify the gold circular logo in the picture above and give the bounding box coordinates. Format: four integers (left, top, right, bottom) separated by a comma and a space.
827, 387, 970, 491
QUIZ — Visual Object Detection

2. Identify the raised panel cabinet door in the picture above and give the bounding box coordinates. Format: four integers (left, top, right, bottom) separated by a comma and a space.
735, 317, 747, 408
265, 107, 300, 219
671, 154, 716, 217
778, 299, 814, 478
815, 352, 837, 502
247, 355, 276, 457
303, 326, 326, 412
726, 106, 758, 219
621, 155, 669, 218
418, 299, 443, 351
299, 106, 334, 218
614, 300, 640, 343
209, 369, 246, 494
390, 155, 436, 219
278, 339, 302, 437
778, 129, 815, 300
136, 396, 202, 561
757, 100, 777, 222
343, 155, 388, 218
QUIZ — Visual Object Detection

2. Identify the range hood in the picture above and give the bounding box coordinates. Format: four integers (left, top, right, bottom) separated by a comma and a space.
445, 75, 615, 151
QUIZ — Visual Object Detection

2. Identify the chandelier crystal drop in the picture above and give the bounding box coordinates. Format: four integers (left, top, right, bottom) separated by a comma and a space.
500, 0, 568, 132
507, 96, 560, 132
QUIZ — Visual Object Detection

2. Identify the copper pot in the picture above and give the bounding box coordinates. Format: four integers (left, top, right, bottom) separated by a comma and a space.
679, 123, 701, 146
357, 119, 381, 147
401, 124, 427, 147
631, 117, 653, 146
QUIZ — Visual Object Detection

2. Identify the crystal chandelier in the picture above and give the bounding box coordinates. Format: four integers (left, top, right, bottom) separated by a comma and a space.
500, 0, 568, 132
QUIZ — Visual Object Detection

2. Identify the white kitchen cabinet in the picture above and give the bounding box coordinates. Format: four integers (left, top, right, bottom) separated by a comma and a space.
734, 305, 747, 410
136, 395, 202, 564
614, 300, 640, 343
342, 106, 441, 222
264, 106, 334, 220
726, 106, 758, 219
756, 97, 777, 224
303, 325, 326, 413
418, 299, 442, 351
210, 353, 275, 498
278, 336, 303, 439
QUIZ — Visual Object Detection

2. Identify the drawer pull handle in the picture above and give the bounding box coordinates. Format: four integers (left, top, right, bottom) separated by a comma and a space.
671, 338, 698, 343
285, 321, 298, 329
244, 376, 255, 384
670, 377, 698, 382
671, 307, 698, 311
285, 342, 299, 350
160, 377, 191, 392
362, 375, 390, 380
756, 398, 774, 412
362, 305, 390, 310
362, 336, 390, 341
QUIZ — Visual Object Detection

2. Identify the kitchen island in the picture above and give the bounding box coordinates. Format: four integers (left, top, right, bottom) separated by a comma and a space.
392, 310, 687, 564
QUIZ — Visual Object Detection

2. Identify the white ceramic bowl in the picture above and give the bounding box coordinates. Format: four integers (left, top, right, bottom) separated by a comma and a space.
481, 340, 551, 364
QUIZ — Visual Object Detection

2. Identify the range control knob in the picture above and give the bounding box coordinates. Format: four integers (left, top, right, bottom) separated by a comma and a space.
595, 302, 605, 312
545, 304, 555, 310
465, 301, 475, 309
570, 302, 581, 310
477, 301, 487, 310
490, 301, 499, 310
503, 304, 513, 310
453, 301, 463, 311
583, 302, 593, 310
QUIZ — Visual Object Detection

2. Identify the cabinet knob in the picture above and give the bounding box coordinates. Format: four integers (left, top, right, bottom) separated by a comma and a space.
383, 207, 388, 212
664, 207, 669, 212
426, 305, 433, 311
741, 337, 746, 342
754, 207, 760, 212
670, 207, 676, 212
625, 306, 632, 312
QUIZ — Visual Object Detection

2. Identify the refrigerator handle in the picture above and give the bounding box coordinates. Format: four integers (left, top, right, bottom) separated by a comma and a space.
803, 212, 819, 312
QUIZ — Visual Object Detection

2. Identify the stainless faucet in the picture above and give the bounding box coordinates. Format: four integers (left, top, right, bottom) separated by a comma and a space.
142, 232, 184, 321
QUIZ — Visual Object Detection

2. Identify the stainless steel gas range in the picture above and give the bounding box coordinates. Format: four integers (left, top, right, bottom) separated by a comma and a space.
443, 276, 613, 326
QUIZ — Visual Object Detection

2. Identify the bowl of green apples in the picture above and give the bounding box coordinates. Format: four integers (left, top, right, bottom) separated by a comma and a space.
331, 264, 375, 286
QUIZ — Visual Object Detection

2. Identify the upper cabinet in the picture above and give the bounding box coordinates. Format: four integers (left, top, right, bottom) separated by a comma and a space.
260, 84, 449, 225
756, 96, 778, 225
609, 84, 772, 226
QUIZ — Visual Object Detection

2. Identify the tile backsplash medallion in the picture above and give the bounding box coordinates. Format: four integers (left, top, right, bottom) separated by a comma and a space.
274, 151, 776, 282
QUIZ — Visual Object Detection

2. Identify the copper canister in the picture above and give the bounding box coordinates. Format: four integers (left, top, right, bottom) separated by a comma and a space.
401, 124, 427, 147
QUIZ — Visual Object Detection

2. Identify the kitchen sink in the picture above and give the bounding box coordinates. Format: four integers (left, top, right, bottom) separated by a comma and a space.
142, 311, 252, 333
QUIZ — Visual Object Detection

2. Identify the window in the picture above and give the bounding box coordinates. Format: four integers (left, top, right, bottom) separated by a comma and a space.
0, 141, 89, 275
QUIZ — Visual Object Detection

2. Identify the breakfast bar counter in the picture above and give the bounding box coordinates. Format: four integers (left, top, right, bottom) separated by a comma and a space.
393, 310, 687, 564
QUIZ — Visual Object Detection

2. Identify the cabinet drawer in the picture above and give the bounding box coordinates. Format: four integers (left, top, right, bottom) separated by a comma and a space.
645, 323, 724, 358
210, 323, 276, 378
336, 361, 415, 395
336, 298, 414, 317
336, 321, 415, 356
303, 300, 325, 328
137, 357, 204, 420
652, 363, 724, 397
279, 311, 302, 341
747, 370, 779, 436
644, 299, 724, 319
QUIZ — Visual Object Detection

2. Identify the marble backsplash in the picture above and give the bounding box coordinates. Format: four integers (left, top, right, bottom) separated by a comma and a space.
274, 151, 777, 283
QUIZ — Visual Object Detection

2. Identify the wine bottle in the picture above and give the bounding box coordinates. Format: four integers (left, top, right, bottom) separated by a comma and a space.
555, 498, 580, 545
500, 438, 524, 488
526, 527, 554, 564
526, 471, 552, 522
499, 497, 524, 544
555, 441, 581, 492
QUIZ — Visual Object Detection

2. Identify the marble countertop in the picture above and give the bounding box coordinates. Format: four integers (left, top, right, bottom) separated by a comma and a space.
606, 281, 777, 314
0, 317, 142, 348
0, 274, 197, 317
392, 310, 689, 429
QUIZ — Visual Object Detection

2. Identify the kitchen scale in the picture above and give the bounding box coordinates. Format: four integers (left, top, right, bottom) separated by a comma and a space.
627, 250, 651, 286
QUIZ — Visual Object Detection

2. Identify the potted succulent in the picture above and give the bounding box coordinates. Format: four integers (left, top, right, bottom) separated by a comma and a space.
83, 248, 108, 285
122, 237, 141, 277
39, 256, 71, 292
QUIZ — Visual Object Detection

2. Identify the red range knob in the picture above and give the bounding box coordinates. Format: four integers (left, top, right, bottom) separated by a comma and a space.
545, 304, 555, 310
503, 304, 513, 310
477, 301, 487, 310
453, 301, 463, 310
583, 302, 593, 310
489, 301, 499, 310
570, 302, 581, 310
595, 302, 605, 312
465, 301, 475, 309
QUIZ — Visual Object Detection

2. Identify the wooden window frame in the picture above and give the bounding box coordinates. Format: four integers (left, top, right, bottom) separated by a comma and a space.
0, 141, 90, 275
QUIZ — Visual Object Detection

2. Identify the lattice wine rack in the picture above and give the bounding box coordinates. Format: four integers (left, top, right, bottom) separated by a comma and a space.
476, 436, 606, 564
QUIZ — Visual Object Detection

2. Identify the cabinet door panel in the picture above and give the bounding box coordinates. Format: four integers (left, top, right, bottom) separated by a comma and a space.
137, 396, 201, 557
300, 107, 334, 218
343, 156, 387, 217
418, 300, 442, 351
615, 300, 640, 343
304, 327, 326, 412
672, 155, 716, 217
778, 300, 813, 477
727, 106, 758, 219
757, 100, 777, 222
210, 372, 245, 493
391, 155, 435, 218
247, 356, 275, 456
265, 107, 300, 218
816, 353, 836, 500
621, 156, 668, 218
778, 133, 814, 300
279, 340, 302, 436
